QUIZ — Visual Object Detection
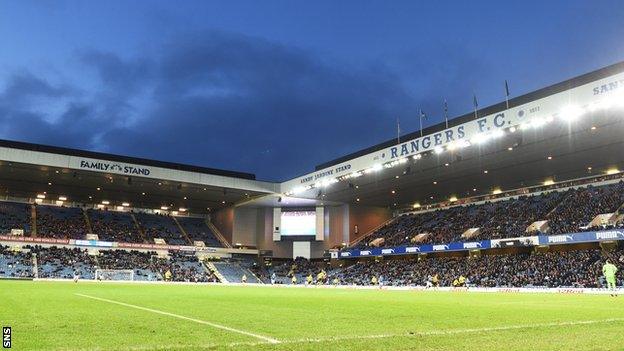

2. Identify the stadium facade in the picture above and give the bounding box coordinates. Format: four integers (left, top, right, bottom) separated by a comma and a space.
1, 61, 624, 283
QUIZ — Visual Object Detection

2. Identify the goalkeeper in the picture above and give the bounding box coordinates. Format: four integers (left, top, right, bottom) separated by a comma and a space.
603, 260, 618, 297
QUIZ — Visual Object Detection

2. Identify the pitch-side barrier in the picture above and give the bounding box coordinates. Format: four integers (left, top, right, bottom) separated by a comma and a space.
29, 278, 622, 295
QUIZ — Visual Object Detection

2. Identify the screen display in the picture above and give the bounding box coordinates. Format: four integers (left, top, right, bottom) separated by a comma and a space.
280, 211, 316, 236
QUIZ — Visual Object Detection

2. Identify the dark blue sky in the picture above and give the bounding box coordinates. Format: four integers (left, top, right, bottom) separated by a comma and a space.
1, 1, 623, 181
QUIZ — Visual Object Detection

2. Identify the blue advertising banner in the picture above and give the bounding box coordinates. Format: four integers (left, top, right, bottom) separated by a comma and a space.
538, 229, 624, 245
339, 229, 624, 259
339, 240, 491, 258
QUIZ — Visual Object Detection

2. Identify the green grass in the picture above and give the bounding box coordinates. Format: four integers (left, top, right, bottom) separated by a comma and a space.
2, 280, 624, 350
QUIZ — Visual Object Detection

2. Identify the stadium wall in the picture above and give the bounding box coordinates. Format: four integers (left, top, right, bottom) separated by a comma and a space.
232, 207, 260, 247
348, 205, 392, 243
211, 207, 234, 244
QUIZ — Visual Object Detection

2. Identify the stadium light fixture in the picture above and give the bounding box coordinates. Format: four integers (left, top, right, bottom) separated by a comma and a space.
101, 200, 110, 205
559, 104, 584, 122
413, 154, 422, 160
179, 208, 187, 212
58, 196, 67, 201
412, 203, 421, 208
96, 204, 104, 209
543, 179, 555, 186
471, 133, 490, 145
509, 126, 517, 133
36, 194, 45, 199
606, 168, 620, 175
491, 129, 505, 138
492, 188, 502, 195
449, 196, 458, 202
349, 171, 362, 178
433, 146, 444, 154
122, 202, 130, 207
292, 186, 307, 195
116, 206, 124, 211
160, 206, 169, 210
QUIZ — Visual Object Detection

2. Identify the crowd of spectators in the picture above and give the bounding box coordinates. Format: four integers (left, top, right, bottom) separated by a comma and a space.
330, 248, 624, 288
0, 202, 31, 235
36, 205, 88, 239
87, 208, 143, 243
135, 212, 188, 245
97, 249, 216, 282
29, 245, 97, 279
358, 182, 624, 249
0, 245, 33, 278
156, 251, 218, 282
177, 217, 223, 247
547, 183, 624, 234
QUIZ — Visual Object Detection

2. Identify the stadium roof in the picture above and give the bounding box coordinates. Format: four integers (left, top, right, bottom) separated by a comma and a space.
316, 61, 624, 171
281, 61, 624, 209
0, 139, 277, 214
0, 139, 256, 180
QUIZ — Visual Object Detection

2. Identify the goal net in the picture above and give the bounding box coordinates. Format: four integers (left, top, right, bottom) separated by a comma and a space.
95, 269, 135, 281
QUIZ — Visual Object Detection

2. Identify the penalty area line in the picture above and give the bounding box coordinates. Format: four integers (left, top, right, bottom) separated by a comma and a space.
74, 293, 280, 344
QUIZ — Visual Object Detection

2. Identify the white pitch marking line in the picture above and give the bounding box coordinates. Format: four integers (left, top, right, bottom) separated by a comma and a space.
74, 293, 280, 344
282, 317, 624, 345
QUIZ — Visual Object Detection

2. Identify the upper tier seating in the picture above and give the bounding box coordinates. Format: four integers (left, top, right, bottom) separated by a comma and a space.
0, 201, 31, 235
135, 212, 187, 245
176, 217, 222, 247
357, 182, 624, 249
547, 183, 624, 234
87, 209, 143, 243
36, 205, 88, 239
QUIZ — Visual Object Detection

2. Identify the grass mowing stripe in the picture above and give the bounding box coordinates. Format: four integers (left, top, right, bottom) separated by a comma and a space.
282, 317, 624, 344
74, 293, 280, 344
55, 316, 624, 351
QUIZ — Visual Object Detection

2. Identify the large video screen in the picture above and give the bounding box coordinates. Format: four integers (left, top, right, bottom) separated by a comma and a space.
280, 211, 316, 236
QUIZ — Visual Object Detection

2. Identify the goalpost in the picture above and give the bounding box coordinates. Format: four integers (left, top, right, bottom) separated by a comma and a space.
94, 269, 135, 281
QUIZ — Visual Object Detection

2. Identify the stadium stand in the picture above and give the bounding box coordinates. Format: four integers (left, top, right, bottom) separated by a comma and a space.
547, 183, 624, 234
36, 205, 88, 239
97, 249, 162, 281
0, 201, 31, 235
154, 251, 218, 282
270, 257, 330, 284
0, 245, 33, 278
87, 208, 143, 243
328, 248, 624, 288
30, 245, 97, 279
212, 260, 261, 283
357, 181, 624, 248
135, 212, 188, 245
176, 216, 223, 247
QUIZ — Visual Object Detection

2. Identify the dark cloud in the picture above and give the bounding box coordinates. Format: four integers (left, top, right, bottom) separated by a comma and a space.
0, 30, 484, 181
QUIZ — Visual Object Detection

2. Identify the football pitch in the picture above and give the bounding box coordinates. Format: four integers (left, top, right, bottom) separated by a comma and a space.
2, 281, 624, 350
